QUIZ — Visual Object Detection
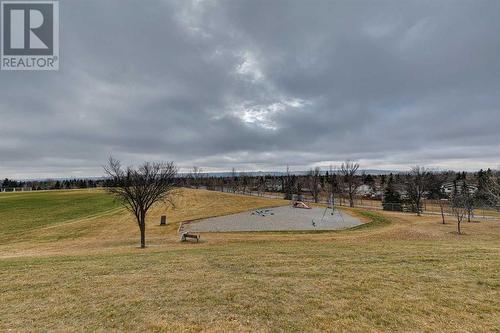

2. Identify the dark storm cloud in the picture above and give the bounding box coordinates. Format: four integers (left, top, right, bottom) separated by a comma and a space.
1, 0, 499, 178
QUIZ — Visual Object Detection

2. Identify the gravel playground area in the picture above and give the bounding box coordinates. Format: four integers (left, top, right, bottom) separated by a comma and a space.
183, 206, 363, 232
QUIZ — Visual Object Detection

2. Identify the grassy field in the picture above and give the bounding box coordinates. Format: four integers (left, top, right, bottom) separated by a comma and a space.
0, 189, 499, 332
0, 190, 120, 238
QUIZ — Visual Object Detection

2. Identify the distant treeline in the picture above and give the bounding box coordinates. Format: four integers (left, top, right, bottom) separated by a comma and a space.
2, 168, 499, 213
0, 178, 109, 191
176, 166, 500, 213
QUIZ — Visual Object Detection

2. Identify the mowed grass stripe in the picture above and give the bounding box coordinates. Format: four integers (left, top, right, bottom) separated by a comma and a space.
0, 190, 120, 236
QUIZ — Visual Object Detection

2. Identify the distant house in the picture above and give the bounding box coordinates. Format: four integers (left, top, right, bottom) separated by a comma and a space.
441, 181, 478, 195
264, 179, 282, 192
356, 184, 375, 197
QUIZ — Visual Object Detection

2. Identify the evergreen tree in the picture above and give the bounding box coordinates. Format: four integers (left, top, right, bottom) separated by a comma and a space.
382, 175, 402, 211
475, 169, 491, 205
380, 174, 387, 187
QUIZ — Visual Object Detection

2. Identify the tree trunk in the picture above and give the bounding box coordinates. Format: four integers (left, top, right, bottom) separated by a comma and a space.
349, 193, 354, 207
440, 206, 445, 224
139, 213, 146, 248
457, 220, 461, 235
140, 224, 146, 248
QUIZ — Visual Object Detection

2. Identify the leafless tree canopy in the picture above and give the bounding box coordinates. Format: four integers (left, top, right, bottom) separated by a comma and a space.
485, 177, 500, 206
404, 166, 431, 216
229, 168, 238, 193
307, 167, 321, 203
450, 192, 468, 235
340, 161, 360, 207
190, 166, 203, 189
283, 165, 295, 200
103, 157, 177, 248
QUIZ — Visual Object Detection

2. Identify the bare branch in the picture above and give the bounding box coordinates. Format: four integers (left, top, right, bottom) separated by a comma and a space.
339, 160, 360, 207
103, 158, 177, 248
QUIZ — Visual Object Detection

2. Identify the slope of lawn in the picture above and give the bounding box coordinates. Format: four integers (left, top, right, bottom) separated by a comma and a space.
0, 189, 499, 332
0, 190, 120, 237
0, 188, 289, 252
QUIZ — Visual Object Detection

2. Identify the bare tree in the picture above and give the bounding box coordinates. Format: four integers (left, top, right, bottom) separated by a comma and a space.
229, 168, 238, 193
460, 181, 476, 222
404, 166, 431, 216
434, 172, 450, 224
307, 167, 321, 203
340, 161, 360, 207
256, 176, 266, 197
328, 165, 338, 205
104, 157, 178, 248
450, 193, 467, 235
296, 177, 304, 201
283, 165, 295, 200
239, 172, 249, 194
336, 169, 346, 206
438, 199, 447, 224
485, 177, 500, 207
191, 166, 203, 189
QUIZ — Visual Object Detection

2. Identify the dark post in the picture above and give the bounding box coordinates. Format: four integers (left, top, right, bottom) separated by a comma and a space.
160, 215, 167, 226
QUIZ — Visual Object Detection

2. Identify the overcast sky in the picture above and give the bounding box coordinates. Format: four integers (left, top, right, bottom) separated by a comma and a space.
1, 0, 500, 178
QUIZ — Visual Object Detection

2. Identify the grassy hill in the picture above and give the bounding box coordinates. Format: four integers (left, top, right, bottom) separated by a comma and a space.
0, 190, 120, 237
0, 189, 499, 332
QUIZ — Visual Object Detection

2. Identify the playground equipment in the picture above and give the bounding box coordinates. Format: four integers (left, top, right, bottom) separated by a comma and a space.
292, 201, 312, 209
252, 209, 274, 217
313, 194, 345, 225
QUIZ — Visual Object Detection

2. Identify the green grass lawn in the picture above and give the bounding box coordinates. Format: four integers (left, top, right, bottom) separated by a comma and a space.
0, 190, 120, 237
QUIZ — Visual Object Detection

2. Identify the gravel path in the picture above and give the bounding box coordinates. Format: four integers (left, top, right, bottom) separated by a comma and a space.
183, 206, 363, 232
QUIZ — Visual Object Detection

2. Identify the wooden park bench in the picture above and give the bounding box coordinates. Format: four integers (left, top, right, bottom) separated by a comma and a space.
180, 232, 200, 242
